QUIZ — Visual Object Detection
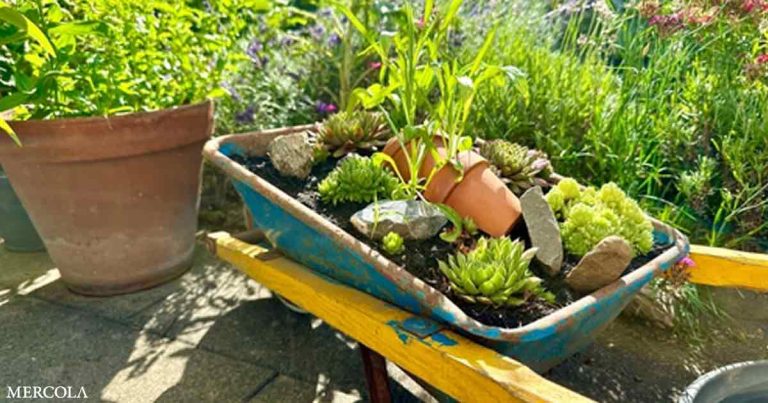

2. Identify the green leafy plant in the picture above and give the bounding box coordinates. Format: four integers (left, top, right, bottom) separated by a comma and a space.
316, 110, 391, 158
340, 0, 514, 199
479, 139, 552, 195
381, 231, 404, 255
547, 178, 654, 257
1, 0, 266, 136
438, 237, 554, 307
317, 155, 399, 205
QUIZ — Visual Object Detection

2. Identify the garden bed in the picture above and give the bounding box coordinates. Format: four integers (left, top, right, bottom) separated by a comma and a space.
234, 153, 670, 328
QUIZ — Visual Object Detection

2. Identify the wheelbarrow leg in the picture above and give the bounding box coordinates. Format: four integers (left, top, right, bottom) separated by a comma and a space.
360, 344, 391, 403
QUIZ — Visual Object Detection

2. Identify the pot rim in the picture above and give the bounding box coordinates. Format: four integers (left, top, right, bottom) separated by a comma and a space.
203, 124, 691, 342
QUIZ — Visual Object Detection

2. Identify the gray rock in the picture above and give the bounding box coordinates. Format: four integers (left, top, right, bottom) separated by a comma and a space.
267, 132, 313, 179
622, 285, 675, 329
521, 187, 563, 275
566, 236, 632, 293
350, 200, 448, 240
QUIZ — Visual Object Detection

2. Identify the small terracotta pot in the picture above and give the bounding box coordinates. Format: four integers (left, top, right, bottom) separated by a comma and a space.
382, 137, 521, 237
0, 102, 213, 295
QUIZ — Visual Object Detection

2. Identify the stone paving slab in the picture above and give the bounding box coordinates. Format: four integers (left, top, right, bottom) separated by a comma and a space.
0, 297, 277, 402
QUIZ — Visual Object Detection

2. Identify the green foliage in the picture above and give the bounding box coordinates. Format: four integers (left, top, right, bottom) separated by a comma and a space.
438, 237, 554, 307
381, 231, 404, 255
316, 110, 391, 158
479, 139, 552, 195
317, 155, 399, 205
547, 179, 654, 257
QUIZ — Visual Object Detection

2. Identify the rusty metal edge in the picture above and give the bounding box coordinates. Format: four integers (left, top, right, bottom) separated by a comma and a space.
202, 126, 690, 342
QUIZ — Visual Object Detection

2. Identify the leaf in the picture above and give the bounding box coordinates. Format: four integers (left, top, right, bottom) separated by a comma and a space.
439, 0, 463, 33
48, 21, 108, 37
469, 27, 496, 75
0, 92, 30, 112
0, 7, 55, 56
0, 119, 20, 146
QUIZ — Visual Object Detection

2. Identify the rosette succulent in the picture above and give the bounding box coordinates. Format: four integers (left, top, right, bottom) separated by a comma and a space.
318, 155, 399, 205
382, 231, 405, 255
479, 140, 553, 195
438, 238, 555, 307
546, 179, 654, 257
316, 111, 391, 158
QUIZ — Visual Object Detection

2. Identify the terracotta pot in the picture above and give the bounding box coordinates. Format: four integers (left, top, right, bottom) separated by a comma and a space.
0, 168, 45, 252
0, 102, 213, 295
382, 137, 521, 237
381, 136, 447, 181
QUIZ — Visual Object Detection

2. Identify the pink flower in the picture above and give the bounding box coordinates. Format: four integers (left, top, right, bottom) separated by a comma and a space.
368, 61, 382, 70
680, 256, 696, 268
756, 54, 768, 64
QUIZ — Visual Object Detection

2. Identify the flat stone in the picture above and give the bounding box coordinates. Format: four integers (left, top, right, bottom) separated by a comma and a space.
566, 236, 632, 293
622, 285, 674, 329
521, 187, 563, 275
350, 200, 447, 240
267, 132, 314, 179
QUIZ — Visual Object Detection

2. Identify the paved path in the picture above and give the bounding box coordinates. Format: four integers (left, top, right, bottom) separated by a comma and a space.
0, 245, 430, 402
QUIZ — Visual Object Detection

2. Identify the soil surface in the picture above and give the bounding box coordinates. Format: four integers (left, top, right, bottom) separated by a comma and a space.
235, 155, 671, 328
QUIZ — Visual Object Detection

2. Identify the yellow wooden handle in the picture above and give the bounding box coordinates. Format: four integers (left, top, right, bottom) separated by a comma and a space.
689, 245, 768, 291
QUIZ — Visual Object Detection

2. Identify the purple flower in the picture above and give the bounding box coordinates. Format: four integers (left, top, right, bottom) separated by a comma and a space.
222, 82, 241, 102
236, 105, 255, 125
280, 36, 295, 47
315, 101, 337, 115
246, 39, 263, 60
328, 33, 341, 47
309, 24, 325, 40
680, 256, 696, 268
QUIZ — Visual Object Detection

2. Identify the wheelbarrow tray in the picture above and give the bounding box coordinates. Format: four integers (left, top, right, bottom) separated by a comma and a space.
203, 125, 690, 372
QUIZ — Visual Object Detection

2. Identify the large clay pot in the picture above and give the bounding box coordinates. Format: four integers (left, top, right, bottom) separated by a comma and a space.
0, 167, 45, 252
382, 137, 521, 237
0, 102, 213, 295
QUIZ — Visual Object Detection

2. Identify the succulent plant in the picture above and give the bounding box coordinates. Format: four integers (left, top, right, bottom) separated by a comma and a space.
479, 139, 553, 195
546, 179, 654, 257
382, 231, 405, 255
316, 111, 392, 158
318, 155, 399, 205
438, 237, 555, 307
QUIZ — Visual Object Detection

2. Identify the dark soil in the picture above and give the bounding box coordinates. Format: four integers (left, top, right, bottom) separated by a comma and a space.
234, 155, 670, 329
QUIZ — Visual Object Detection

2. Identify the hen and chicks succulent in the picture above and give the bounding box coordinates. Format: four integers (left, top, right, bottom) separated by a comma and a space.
315, 111, 391, 159
438, 237, 555, 307
479, 139, 552, 195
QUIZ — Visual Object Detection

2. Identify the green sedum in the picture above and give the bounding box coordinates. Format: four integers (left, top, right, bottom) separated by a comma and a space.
381, 231, 405, 255
317, 155, 399, 205
438, 238, 555, 307
546, 179, 654, 257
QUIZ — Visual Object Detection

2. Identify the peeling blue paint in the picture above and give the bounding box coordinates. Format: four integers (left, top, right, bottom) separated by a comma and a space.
431, 333, 458, 347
